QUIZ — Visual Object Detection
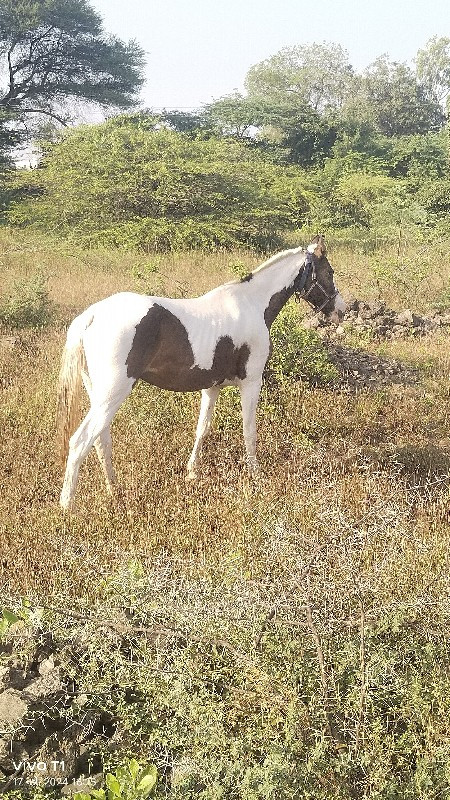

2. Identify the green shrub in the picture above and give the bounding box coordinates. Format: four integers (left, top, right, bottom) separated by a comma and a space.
9, 119, 310, 252
73, 759, 157, 800
0, 274, 53, 328
433, 284, 450, 311
268, 302, 338, 384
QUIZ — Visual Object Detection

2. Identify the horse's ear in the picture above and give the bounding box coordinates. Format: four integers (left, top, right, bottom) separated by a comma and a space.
308, 234, 327, 257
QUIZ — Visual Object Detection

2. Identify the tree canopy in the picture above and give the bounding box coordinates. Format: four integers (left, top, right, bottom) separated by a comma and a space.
353, 56, 445, 137
245, 43, 355, 112
416, 36, 450, 107
0, 0, 145, 152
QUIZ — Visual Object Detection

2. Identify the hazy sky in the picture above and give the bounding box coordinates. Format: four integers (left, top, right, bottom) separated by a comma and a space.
91, 0, 449, 110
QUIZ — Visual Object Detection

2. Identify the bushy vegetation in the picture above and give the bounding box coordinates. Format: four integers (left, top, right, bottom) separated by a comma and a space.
0, 273, 53, 328
9, 112, 450, 250
268, 302, 338, 384
8, 119, 309, 252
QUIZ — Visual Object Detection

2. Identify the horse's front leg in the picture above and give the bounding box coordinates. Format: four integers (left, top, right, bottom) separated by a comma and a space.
187, 386, 220, 479
240, 378, 262, 475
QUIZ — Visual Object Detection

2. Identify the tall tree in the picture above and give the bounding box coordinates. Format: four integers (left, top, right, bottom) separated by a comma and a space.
353, 56, 445, 136
245, 43, 355, 112
416, 36, 450, 108
0, 0, 145, 152
203, 94, 337, 166
204, 94, 265, 139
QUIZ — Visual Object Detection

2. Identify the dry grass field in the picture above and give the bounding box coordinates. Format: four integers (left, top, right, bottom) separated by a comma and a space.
0, 228, 449, 798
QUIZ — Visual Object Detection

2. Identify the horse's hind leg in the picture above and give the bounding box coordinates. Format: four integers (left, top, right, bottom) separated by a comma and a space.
81, 370, 115, 492
187, 386, 220, 479
94, 427, 115, 493
60, 409, 96, 510
60, 389, 131, 511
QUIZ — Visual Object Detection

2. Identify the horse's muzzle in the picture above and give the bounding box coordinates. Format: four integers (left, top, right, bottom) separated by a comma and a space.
328, 293, 347, 324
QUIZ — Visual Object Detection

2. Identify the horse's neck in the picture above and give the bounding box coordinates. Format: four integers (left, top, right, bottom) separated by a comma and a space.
249, 250, 303, 326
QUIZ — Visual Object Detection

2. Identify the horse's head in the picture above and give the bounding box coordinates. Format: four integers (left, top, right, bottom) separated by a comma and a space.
293, 235, 346, 323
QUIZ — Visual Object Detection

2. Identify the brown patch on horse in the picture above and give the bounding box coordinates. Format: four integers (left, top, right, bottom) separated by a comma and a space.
126, 304, 250, 391
264, 286, 293, 329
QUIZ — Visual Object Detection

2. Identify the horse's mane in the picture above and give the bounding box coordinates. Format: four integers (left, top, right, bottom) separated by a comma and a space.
251, 247, 304, 275
230, 247, 304, 285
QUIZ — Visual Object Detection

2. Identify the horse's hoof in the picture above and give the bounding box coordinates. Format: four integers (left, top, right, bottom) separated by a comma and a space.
185, 470, 198, 482
60, 500, 74, 513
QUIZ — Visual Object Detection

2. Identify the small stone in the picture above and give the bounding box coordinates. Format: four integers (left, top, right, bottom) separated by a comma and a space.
0, 690, 28, 725
335, 325, 345, 336
394, 309, 413, 326
24, 669, 62, 701
367, 299, 386, 316
38, 656, 55, 677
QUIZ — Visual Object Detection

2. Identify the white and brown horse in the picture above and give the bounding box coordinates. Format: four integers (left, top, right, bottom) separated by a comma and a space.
57, 236, 346, 509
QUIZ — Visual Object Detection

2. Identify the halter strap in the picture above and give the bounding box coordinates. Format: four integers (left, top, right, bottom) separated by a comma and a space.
295, 253, 313, 295
295, 253, 338, 314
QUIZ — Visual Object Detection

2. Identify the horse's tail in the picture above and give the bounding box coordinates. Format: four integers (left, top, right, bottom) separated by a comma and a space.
56, 307, 94, 466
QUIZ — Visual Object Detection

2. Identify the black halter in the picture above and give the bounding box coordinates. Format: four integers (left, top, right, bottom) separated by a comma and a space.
295, 252, 338, 314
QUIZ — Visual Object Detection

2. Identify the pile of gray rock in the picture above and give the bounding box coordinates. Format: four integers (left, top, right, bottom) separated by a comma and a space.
325, 343, 418, 388
304, 297, 450, 340
0, 625, 105, 794
300, 297, 450, 387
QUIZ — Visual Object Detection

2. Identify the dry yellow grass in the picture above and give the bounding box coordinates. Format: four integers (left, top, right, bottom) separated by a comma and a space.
0, 229, 448, 601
